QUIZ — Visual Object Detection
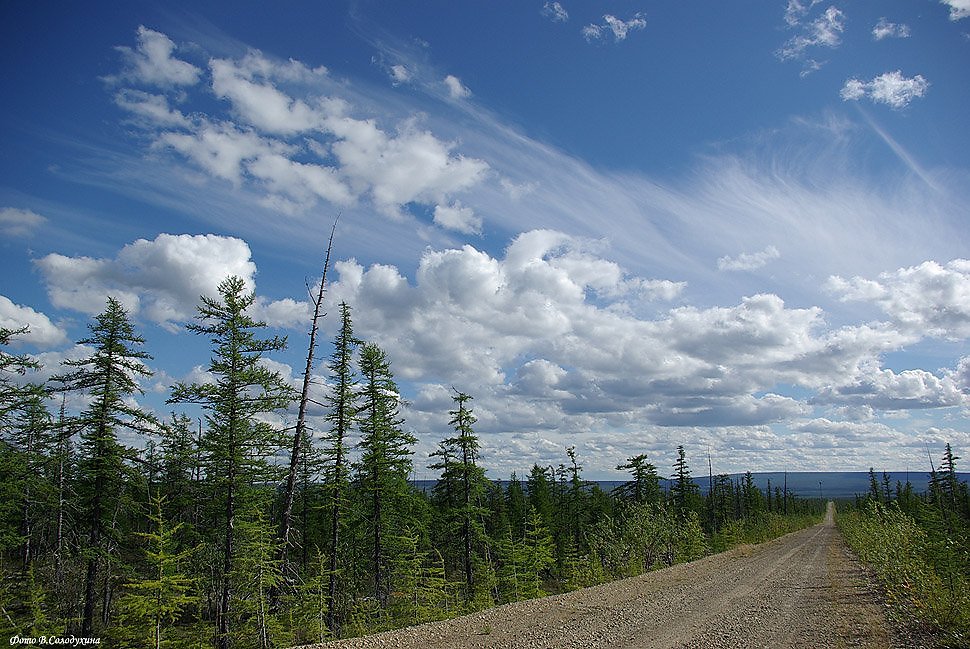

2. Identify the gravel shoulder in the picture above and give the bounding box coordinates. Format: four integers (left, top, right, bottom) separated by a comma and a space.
296, 505, 922, 649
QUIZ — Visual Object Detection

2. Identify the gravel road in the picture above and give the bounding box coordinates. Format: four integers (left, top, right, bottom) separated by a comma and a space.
297, 504, 921, 648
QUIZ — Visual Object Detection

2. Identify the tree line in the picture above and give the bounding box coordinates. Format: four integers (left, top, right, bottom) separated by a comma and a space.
1, 271, 825, 648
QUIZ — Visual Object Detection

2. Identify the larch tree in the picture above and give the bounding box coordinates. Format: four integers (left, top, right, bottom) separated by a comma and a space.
353, 342, 416, 609
438, 390, 489, 600
168, 276, 293, 649
321, 301, 359, 637
52, 297, 157, 637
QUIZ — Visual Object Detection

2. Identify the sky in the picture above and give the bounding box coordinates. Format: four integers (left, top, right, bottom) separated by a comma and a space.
1, 0, 969, 480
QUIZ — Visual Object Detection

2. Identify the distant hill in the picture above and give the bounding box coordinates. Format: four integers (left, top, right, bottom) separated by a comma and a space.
413, 471, 969, 500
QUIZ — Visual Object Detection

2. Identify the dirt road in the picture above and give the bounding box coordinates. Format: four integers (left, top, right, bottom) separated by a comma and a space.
300, 504, 917, 648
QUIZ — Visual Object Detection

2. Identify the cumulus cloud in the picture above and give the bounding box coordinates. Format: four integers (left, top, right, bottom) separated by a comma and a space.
112, 26, 201, 87
717, 245, 780, 271
828, 259, 970, 339
433, 201, 481, 234
542, 2, 569, 22
320, 231, 923, 443
34, 233, 259, 328
0, 296, 68, 347
814, 367, 967, 410
841, 70, 929, 109
0, 207, 45, 237
941, 0, 970, 20
872, 18, 911, 40
443, 74, 471, 99
583, 13, 647, 42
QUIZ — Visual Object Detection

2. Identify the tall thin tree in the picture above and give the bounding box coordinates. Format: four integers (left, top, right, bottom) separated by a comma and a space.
169, 276, 293, 649
279, 219, 338, 566
52, 297, 156, 637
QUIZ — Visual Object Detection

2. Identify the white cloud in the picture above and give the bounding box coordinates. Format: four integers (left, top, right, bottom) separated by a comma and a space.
443, 74, 471, 99
0, 207, 45, 237
828, 259, 970, 339
0, 296, 68, 347
872, 18, 910, 40
583, 13, 647, 42
941, 0, 970, 20
114, 89, 191, 128
390, 64, 411, 84
113, 26, 201, 87
813, 367, 967, 410
841, 71, 929, 109
717, 245, 780, 271
34, 233, 259, 327
777, 5, 845, 72
542, 2, 569, 23
210, 53, 323, 135
111, 32, 489, 219
433, 201, 481, 234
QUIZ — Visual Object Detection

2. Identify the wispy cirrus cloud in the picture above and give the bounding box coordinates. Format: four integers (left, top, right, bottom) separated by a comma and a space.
541, 2, 569, 23
872, 17, 910, 40
777, 4, 845, 74
0, 207, 46, 237
583, 13, 647, 43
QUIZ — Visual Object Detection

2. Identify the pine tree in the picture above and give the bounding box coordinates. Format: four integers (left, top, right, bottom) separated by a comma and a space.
354, 342, 416, 609
52, 297, 157, 637
169, 276, 293, 649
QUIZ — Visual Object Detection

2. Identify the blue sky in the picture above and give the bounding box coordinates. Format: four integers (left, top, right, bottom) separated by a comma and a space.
2, 0, 969, 479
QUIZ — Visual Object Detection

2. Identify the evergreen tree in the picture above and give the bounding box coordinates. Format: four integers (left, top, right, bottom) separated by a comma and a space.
114, 495, 197, 649
169, 276, 293, 649
614, 454, 661, 505
0, 326, 42, 429
521, 505, 555, 599
353, 342, 416, 609
321, 302, 359, 637
505, 473, 527, 538
437, 390, 489, 600
670, 445, 699, 516
52, 297, 157, 637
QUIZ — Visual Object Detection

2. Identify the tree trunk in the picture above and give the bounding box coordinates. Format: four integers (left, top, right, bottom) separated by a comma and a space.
280, 220, 336, 563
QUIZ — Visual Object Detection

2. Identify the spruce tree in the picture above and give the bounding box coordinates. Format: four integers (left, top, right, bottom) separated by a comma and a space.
52, 297, 157, 637
169, 276, 293, 649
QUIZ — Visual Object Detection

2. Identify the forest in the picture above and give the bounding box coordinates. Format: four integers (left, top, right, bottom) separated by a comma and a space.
2, 271, 961, 648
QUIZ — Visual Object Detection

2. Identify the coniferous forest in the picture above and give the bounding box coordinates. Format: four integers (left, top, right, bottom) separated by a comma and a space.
8, 270, 965, 648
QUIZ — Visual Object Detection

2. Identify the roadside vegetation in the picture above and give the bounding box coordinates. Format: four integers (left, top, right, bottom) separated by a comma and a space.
837, 449, 970, 647
2, 271, 824, 648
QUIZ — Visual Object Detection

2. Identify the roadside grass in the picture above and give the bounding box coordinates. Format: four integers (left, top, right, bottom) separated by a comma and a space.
837, 501, 970, 647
